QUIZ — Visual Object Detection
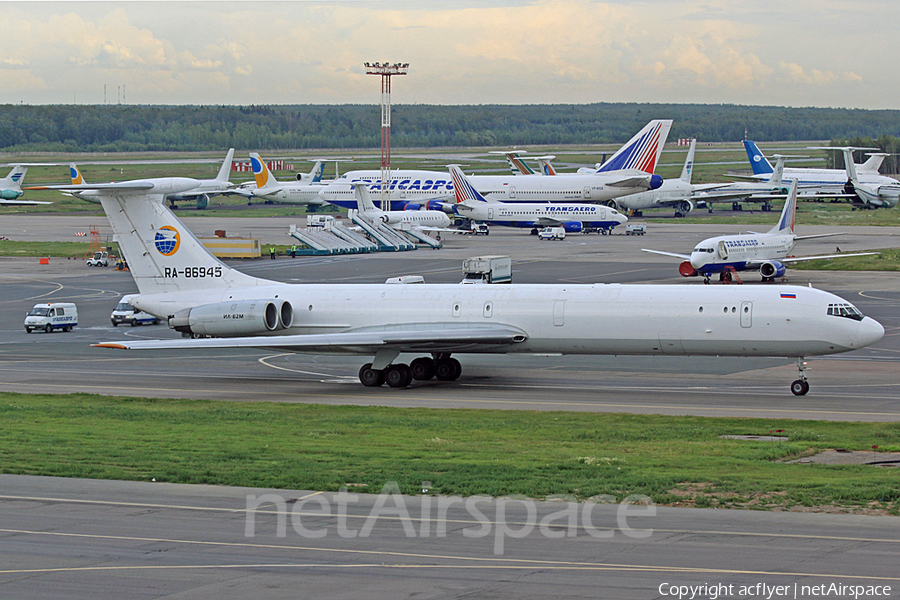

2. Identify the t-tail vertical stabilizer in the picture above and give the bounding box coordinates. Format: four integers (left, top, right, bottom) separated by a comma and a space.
679, 139, 697, 183
99, 192, 265, 295
250, 153, 277, 193
743, 141, 775, 175
215, 148, 235, 183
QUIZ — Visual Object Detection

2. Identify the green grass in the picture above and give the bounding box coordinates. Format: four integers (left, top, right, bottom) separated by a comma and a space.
792, 248, 900, 271
1, 392, 897, 512
0, 240, 94, 258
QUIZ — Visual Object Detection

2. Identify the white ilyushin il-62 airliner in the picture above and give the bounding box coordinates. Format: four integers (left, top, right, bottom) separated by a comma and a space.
643, 180, 879, 283
319, 119, 672, 211
25, 176, 883, 397
448, 165, 628, 234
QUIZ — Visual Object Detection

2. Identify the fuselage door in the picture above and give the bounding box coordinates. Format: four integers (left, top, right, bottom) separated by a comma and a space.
552, 300, 565, 327
509, 186, 516, 199
488, 207, 494, 219
583, 186, 592, 200
718, 240, 729, 260
740, 301, 752, 328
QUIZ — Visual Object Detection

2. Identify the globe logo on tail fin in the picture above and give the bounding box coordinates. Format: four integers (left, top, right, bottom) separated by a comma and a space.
154, 225, 181, 256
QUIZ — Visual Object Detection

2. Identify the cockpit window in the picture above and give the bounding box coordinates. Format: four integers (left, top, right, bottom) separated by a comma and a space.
827, 303, 864, 321
692, 247, 714, 254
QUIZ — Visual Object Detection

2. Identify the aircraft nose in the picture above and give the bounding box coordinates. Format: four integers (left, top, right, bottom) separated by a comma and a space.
690, 253, 705, 269
856, 317, 884, 348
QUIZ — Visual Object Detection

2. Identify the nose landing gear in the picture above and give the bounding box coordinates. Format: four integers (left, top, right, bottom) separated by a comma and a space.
790, 357, 810, 396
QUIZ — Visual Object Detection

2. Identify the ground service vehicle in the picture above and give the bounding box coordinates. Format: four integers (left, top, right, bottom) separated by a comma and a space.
86, 251, 109, 267
461, 255, 512, 284
111, 298, 159, 327
538, 226, 566, 241
24, 303, 78, 333
625, 224, 647, 236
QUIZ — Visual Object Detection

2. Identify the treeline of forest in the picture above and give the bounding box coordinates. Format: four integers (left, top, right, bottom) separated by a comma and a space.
2, 103, 900, 153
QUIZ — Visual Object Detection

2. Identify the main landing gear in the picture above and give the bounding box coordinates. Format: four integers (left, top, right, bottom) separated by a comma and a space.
790, 357, 810, 396
358, 353, 462, 388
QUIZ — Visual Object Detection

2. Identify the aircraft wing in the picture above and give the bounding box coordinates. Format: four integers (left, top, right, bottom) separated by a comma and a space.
776, 252, 880, 264
25, 182, 155, 192
606, 176, 651, 189
641, 249, 691, 260
0, 199, 52, 206
93, 325, 528, 354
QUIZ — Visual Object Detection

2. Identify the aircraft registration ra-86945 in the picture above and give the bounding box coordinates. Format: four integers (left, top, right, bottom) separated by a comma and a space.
643, 179, 879, 283
28, 176, 883, 396
448, 165, 627, 234
319, 119, 672, 211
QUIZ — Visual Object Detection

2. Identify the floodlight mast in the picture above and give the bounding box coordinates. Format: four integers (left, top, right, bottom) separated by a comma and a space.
364, 62, 409, 210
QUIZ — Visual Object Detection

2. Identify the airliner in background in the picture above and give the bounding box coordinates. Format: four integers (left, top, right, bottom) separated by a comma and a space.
319, 119, 672, 211
65, 149, 236, 210
743, 141, 900, 203
643, 180, 879, 282
808, 146, 900, 209
233, 153, 329, 207
351, 182, 452, 229
1, 165, 50, 206
449, 165, 627, 233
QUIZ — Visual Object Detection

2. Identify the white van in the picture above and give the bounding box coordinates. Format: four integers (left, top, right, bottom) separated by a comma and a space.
111, 296, 159, 327
537, 226, 566, 241
24, 303, 78, 333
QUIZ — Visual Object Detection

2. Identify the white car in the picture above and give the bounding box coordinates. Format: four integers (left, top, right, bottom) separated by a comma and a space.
537, 226, 566, 241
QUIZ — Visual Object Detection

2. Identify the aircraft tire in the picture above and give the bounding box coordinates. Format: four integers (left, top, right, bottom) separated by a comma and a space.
410, 357, 436, 380
435, 357, 461, 381
385, 364, 412, 388
790, 380, 810, 396
359, 363, 385, 387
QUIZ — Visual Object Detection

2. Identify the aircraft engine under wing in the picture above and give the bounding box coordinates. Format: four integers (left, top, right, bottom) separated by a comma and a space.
94, 324, 529, 355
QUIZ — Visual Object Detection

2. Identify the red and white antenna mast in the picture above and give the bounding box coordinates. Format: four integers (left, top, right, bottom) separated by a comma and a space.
365, 61, 409, 210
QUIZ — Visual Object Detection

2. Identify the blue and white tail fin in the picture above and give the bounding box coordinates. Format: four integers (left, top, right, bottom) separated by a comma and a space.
679, 139, 696, 183
768, 179, 798, 235
250, 153, 278, 192
97, 191, 263, 295
743, 140, 774, 175
2, 165, 28, 190
309, 160, 326, 183
596, 119, 672, 174
448, 165, 491, 205
215, 148, 235, 183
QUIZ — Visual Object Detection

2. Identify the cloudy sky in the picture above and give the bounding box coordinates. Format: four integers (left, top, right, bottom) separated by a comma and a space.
2, 0, 897, 109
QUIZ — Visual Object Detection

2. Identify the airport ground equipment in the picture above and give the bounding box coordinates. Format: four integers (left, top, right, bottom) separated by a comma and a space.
461, 256, 512, 284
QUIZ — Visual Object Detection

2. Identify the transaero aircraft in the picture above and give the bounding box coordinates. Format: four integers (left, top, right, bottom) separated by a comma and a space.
319, 119, 672, 211
643, 180, 879, 283
32, 176, 883, 397
449, 165, 627, 233
743, 141, 899, 198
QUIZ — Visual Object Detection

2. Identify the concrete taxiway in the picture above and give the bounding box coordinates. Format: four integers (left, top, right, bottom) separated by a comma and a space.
0, 217, 898, 419
1, 475, 897, 600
